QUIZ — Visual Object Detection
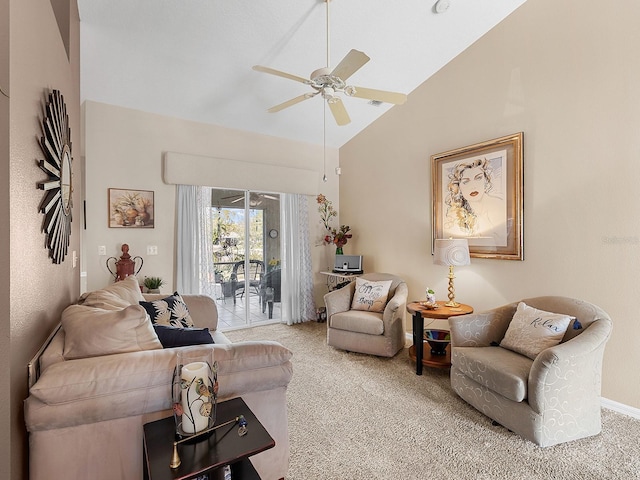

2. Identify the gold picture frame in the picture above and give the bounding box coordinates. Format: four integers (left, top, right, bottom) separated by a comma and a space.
431, 132, 523, 260
108, 188, 154, 228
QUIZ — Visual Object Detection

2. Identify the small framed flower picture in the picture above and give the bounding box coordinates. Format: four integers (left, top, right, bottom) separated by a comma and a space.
108, 188, 154, 228
431, 132, 523, 260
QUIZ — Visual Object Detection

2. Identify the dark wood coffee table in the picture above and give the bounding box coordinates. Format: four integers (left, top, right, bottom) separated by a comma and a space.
143, 397, 275, 480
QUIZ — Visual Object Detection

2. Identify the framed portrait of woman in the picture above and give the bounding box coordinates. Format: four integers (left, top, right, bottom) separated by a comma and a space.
431, 132, 523, 260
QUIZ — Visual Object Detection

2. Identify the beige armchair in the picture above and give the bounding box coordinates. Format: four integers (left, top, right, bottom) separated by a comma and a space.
324, 273, 408, 357
449, 296, 612, 447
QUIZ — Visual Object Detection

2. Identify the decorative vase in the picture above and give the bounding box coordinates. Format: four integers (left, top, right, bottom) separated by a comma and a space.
172, 348, 218, 436
335, 247, 343, 255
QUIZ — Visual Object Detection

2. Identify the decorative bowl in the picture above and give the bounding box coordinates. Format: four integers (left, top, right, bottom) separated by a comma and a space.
423, 329, 451, 355
419, 301, 439, 310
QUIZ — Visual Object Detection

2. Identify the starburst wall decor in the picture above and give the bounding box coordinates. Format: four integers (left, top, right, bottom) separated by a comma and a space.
37, 89, 73, 264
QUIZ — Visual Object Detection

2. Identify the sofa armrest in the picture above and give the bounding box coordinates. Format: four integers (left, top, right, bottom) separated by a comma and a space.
449, 302, 518, 347
528, 318, 612, 414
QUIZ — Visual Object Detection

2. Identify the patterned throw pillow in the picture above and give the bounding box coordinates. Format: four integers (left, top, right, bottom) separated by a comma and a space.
500, 302, 573, 359
139, 292, 194, 327
351, 278, 393, 313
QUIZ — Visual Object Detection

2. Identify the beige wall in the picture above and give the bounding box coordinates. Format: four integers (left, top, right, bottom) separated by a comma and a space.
339, 0, 640, 408
7, 1, 81, 479
0, 1, 9, 478
83, 101, 338, 307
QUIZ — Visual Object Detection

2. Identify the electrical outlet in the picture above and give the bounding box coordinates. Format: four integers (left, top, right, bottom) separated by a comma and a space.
147, 245, 158, 255
98, 245, 107, 256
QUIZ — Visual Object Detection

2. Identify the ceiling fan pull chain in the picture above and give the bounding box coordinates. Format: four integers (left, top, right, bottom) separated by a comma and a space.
322, 102, 327, 183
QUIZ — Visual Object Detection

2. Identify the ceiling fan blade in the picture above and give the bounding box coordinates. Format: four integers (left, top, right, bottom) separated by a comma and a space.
328, 98, 351, 126
267, 92, 318, 113
330, 49, 370, 81
348, 86, 407, 105
252, 65, 309, 84
221, 193, 245, 203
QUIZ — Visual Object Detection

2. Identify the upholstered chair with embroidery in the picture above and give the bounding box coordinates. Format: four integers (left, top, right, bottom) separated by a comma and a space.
448, 296, 612, 447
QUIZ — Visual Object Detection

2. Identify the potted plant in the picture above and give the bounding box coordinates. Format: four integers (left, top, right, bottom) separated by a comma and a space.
143, 276, 164, 293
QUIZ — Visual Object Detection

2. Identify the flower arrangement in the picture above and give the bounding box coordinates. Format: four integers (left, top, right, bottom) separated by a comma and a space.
324, 225, 353, 249
268, 258, 281, 272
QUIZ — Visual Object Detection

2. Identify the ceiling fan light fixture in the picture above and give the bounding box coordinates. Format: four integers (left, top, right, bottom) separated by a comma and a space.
344, 85, 357, 96
323, 87, 338, 103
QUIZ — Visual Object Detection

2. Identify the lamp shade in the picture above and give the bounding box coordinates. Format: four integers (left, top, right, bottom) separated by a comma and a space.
433, 238, 470, 267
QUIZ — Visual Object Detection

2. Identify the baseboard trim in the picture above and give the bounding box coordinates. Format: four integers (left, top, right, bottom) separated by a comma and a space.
405, 334, 640, 420
601, 397, 640, 419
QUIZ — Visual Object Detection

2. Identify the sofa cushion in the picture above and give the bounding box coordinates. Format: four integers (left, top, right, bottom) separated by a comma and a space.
78, 275, 144, 309
501, 302, 573, 359
139, 292, 194, 327
330, 310, 384, 335
451, 346, 533, 402
351, 278, 392, 313
62, 304, 162, 359
153, 324, 213, 348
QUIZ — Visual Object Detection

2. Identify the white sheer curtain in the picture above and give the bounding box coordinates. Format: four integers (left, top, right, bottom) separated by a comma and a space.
176, 185, 216, 297
281, 193, 316, 325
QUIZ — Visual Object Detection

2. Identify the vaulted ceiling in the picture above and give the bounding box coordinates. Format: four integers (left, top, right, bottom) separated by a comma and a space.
78, 0, 526, 148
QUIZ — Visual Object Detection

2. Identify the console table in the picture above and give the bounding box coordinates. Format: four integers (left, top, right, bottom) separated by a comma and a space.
407, 301, 473, 375
143, 397, 274, 480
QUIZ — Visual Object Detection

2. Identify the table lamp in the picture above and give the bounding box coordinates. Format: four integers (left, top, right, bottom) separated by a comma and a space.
433, 238, 470, 307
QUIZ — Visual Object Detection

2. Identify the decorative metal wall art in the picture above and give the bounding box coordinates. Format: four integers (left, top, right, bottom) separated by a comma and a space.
37, 89, 73, 264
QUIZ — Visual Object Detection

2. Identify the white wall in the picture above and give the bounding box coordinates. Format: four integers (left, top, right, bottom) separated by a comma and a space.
83, 101, 339, 307
339, 0, 640, 408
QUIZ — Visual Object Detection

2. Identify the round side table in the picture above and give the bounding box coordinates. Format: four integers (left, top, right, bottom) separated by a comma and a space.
407, 301, 473, 375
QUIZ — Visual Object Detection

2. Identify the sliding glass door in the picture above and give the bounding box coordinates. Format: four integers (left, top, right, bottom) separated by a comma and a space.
210, 189, 281, 329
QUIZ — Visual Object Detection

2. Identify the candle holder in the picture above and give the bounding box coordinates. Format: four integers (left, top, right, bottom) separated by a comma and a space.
172, 348, 218, 438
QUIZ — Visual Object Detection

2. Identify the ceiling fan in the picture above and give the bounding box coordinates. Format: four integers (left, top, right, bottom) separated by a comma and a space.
252, 0, 407, 126
221, 192, 279, 207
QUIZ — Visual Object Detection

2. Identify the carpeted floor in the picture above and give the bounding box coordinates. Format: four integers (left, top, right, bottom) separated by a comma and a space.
226, 321, 640, 480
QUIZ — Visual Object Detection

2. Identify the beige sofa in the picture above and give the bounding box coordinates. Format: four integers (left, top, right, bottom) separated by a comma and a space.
449, 296, 612, 447
24, 281, 293, 480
